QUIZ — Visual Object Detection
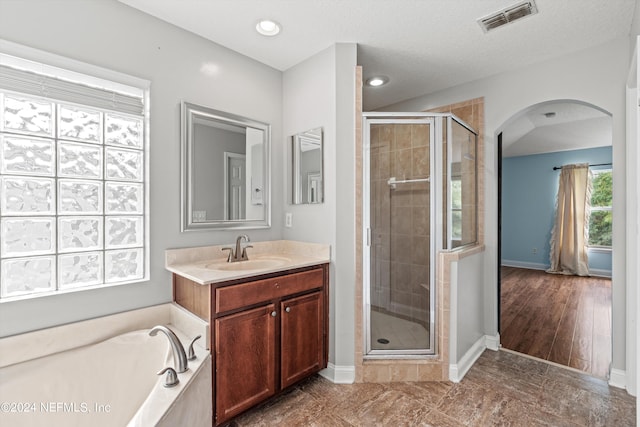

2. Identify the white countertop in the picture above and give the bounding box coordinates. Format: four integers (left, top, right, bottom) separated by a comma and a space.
165, 240, 330, 285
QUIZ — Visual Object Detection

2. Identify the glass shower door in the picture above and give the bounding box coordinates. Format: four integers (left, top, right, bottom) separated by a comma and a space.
364, 115, 436, 355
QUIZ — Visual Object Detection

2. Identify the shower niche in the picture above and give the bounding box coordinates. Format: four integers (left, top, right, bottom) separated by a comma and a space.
363, 113, 477, 357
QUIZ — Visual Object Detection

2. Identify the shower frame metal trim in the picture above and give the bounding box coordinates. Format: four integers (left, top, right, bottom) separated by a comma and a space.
446, 115, 479, 251
362, 112, 442, 357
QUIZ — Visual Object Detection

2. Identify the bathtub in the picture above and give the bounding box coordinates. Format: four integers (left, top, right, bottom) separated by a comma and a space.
0, 303, 211, 427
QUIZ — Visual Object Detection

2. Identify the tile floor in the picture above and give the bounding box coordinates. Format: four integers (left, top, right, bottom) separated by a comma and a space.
231, 350, 636, 426
370, 310, 429, 350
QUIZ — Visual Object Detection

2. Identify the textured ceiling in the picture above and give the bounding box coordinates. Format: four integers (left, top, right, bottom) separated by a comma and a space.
119, 0, 636, 111
118, 0, 632, 155
502, 102, 612, 157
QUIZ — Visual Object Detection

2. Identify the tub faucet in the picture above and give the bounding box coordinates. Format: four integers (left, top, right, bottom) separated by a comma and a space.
148, 325, 188, 373
222, 234, 252, 263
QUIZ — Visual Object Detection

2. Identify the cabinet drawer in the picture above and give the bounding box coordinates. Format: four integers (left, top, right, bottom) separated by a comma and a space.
215, 268, 324, 313
215, 268, 324, 314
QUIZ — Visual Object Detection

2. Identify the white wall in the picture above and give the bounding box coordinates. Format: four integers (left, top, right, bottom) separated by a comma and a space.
283, 47, 337, 243
452, 254, 485, 363
625, 54, 638, 397
448, 252, 486, 381
627, 10, 640, 402
334, 43, 358, 379
386, 38, 632, 378
0, 0, 283, 336
282, 43, 358, 379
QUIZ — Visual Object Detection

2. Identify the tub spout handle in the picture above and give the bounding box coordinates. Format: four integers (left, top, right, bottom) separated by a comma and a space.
187, 335, 202, 361
149, 325, 188, 373
157, 367, 179, 388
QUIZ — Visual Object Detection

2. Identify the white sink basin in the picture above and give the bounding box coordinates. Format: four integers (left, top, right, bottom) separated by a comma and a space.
204, 256, 291, 272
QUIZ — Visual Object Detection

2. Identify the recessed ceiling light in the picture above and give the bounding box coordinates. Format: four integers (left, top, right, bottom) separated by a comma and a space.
366, 76, 389, 87
256, 19, 281, 36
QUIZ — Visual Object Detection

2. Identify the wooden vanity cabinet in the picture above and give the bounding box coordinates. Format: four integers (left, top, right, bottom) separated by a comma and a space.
280, 291, 324, 388
172, 263, 329, 426
215, 304, 277, 423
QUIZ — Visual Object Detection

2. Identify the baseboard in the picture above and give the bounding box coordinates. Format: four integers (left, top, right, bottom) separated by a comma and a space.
449, 335, 486, 382
588, 268, 612, 278
485, 333, 501, 351
609, 368, 627, 390
501, 260, 547, 270
501, 260, 612, 278
319, 363, 355, 384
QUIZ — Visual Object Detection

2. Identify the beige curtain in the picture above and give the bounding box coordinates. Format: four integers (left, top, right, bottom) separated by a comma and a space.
547, 163, 591, 276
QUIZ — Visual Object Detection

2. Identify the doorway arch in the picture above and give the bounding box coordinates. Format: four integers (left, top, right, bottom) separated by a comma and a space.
496, 99, 613, 377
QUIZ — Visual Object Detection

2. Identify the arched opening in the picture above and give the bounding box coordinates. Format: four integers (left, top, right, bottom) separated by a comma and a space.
497, 99, 613, 378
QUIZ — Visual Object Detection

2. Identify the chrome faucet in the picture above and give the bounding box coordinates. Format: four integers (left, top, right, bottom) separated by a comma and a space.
149, 325, 188, 373
222, 234, 253, 263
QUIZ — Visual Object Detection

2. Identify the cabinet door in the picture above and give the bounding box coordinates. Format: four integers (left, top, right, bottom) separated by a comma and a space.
215, 304, 276, 425
280, 291, 324, 388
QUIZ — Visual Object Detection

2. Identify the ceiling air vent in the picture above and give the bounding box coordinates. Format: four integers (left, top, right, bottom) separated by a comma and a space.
478, 0, 538, 33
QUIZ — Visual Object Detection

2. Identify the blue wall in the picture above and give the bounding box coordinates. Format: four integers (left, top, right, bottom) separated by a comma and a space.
502, 146, 612, 275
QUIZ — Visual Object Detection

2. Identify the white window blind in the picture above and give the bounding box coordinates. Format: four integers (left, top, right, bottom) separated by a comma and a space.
0, 64, 144, 116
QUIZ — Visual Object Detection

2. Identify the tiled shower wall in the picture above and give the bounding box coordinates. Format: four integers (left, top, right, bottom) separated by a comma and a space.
369, 123, 430, 325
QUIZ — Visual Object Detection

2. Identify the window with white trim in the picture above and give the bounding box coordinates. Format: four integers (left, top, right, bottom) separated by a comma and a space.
0, 53, 148, 300
588, 169, 612, 248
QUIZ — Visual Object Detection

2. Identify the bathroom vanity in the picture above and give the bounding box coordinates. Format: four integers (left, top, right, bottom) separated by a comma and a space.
166, 241, 330, 426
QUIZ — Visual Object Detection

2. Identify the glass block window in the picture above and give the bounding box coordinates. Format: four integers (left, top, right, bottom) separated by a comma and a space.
0, 58, 147, 300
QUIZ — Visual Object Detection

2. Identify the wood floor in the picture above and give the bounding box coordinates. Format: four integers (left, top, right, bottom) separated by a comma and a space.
500, 266, 612, 378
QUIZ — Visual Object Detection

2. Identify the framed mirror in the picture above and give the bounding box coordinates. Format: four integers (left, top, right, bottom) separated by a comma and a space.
181, 101, 271, 231
292, 127, 324, 204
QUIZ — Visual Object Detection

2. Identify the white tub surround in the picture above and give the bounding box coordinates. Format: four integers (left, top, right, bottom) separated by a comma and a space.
165, 240, 331, 285
0, 303, 211, 427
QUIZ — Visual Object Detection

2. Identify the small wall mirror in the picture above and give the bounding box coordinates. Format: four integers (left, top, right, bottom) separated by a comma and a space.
292, 127, 324, 204
181, 101, 271, 231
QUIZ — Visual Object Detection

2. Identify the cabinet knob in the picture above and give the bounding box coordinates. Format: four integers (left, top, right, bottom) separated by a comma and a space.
271, 310, 277, 317
285, 307, 291, 313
